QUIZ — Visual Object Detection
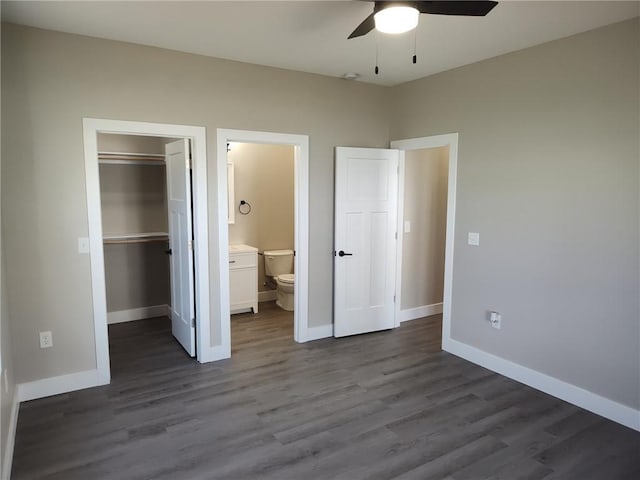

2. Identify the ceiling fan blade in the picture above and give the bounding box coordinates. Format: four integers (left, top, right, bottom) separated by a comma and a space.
417, 1, 498, 16
348, 13, 375, 39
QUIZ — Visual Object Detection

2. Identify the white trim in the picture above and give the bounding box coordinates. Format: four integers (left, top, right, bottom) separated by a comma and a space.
302, 324, 333, 342
217, 129, 310, 355
394, 151, 406, 328
1, 389, 19, 480
107, 305, 169, 324
17, 369, 103, 402
399, 303, 443, 323
83, 118, 212, 382
258, 290, 277, 302
391, 133, 459, 349
445, 338, 640, 432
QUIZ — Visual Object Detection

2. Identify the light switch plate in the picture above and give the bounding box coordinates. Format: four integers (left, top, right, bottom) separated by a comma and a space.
78, 237, 90, 254
404, 221, 411, 233
468, 232, 480, 246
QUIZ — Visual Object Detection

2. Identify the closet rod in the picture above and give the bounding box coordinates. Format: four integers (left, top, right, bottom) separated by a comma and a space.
98, 151, 165, 163
103, 232, 169, 245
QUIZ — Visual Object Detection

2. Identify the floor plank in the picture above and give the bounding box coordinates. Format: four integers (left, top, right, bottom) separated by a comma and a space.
11, 301, 640, 479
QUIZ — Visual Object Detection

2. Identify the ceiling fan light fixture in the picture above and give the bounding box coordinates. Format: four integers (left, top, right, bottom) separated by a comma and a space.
374, 6, 419, 34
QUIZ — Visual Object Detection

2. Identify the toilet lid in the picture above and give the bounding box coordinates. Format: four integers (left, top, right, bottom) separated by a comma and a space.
278, 274, 295, 284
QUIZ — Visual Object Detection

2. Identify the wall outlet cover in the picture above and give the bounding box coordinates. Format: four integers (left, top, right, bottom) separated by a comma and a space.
39, 331, 53, 348
489, 311, 502, 330
468, 232, 480, 246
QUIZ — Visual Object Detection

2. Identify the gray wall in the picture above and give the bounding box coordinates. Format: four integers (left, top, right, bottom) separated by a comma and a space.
228, 143, 295, 294
1, 18, 17, 467
1, 24, 389, 383
401, 147, 449, 310
390, 18, 640, 409
0, 238, 15, 480
99, 164, 168, 236
104, 242, 170, 314
1, 15, 17, 471
97, 133, 167, 155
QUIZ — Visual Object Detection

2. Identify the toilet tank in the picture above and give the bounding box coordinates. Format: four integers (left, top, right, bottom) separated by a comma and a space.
263, 249, 294, 277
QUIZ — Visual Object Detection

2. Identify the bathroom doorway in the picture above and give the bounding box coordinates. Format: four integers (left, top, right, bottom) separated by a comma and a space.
215, 129, 310, 360
227, 142, 296, 345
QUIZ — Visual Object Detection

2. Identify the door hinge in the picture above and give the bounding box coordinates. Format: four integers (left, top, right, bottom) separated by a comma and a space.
188, 239, 194, 250
395, 232, 398, 240
191, 317, 196, 327
393, 294, 396, 303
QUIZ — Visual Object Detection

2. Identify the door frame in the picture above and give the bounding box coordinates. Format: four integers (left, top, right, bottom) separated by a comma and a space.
83, 118, 211, 384
390, 133, 458, 349
216, 129, 309, 354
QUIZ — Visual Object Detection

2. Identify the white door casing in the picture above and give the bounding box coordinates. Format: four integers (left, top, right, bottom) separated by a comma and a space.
84, 118, 211, 389
334, 147, 399, 337
390, 134, 458, 348
216, 129, 311, 356
165, 139, 196, 356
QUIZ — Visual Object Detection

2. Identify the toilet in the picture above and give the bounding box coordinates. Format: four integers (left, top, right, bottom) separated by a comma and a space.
263, 249, 294, 311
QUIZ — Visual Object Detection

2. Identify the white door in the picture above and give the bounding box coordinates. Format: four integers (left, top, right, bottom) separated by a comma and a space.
165, 139, 196, 356
334, 147, 399, 337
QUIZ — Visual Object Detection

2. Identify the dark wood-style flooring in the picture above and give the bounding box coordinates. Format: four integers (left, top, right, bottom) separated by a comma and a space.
12, 302, 640, 479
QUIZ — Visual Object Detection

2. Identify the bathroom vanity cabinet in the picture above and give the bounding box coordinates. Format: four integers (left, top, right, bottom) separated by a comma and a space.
229, 244, 258, 314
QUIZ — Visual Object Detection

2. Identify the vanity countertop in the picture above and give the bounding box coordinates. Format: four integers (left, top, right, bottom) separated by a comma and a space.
229, 244, 258, 254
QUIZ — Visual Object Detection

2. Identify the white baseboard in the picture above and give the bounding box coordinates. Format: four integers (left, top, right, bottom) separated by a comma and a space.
302, 324, 333, 342
258, 290, 277, 302
107, 304, 169, 324
17, 369, 105, 402
444, 338, 640, 432
399, 303, 443, 323
1, 389, 19, 480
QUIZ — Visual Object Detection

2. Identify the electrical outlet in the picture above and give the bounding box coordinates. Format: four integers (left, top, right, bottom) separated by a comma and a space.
488, 311, 501, 330
39, 331, 53, 348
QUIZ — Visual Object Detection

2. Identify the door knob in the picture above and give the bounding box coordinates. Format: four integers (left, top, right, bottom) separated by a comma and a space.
338, 250, 353, 257
165, 248, 172, 255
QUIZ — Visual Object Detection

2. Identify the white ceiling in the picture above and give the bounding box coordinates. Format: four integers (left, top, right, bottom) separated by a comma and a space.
2, 1, 638, 86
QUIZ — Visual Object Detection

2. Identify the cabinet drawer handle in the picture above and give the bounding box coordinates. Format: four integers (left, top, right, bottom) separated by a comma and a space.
229, 260, 236, 264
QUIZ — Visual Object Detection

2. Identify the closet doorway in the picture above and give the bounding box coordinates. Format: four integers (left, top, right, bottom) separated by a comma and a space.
83, 119, 211, 384
391, 134, 459, 347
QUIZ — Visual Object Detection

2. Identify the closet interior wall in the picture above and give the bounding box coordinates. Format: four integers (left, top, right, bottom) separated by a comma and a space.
97, 133, 173, 323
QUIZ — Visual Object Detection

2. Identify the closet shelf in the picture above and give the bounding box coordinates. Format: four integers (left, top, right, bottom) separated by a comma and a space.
103, 232, 169, 245
98, 151, 165, 165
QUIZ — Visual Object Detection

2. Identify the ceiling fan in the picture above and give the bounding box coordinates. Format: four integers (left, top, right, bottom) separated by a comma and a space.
348, 1, 499, 39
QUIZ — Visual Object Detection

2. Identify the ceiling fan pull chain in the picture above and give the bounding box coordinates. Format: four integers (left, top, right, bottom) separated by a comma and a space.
413, 27, 417, 64
375, 33, 380, 75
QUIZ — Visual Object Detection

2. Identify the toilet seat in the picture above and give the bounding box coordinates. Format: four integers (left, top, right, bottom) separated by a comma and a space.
277, 273, 295, 284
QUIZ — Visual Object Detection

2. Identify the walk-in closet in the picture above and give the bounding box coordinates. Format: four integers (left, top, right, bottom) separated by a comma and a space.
97, 133, 190, 372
